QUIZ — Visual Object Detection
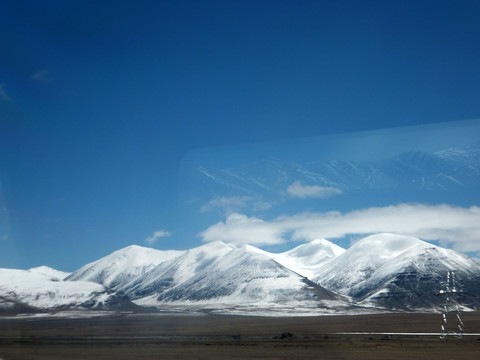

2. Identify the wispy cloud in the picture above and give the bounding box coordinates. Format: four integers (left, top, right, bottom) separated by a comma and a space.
200, 204, 480, 253
31, 70, 52, 82
0, 84, 13, 102
201, 196, 253, 213
145, 230, 171, 245
287, 181, 343, 199
201, 196, 273, 215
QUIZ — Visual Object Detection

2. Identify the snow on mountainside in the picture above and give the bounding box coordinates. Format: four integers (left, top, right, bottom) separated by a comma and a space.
249, 239, 345, 279
66, 245, 185, 290
28, 266, 71, 280
0, 268, 107, 310
123, 241, 345, 309
122, 241, 236, 299
314, 233, 480, 310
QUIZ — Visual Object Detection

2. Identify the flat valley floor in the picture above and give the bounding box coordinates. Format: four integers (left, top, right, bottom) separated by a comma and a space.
1, 311, 480, 359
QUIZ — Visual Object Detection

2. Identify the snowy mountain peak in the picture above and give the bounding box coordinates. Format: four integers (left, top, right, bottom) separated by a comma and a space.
247, 239, 346, 279
197, 240, 235, 252
242, 243, 269, 255
107, 244, 184, 266
28, 266, 71, 280
66, 245, 185, 289
349, 233, 430, 259
314, 233, 480, 310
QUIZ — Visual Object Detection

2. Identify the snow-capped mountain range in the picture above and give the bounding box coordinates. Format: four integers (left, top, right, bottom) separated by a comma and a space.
2, 233, 480, 315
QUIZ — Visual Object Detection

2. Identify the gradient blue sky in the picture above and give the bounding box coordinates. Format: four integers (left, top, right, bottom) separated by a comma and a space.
1, 1, 480, 271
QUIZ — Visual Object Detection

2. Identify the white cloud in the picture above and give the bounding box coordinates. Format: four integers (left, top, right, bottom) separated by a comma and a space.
199, 204, 480, 252
201, 213, 284, 245
287, 181, 343, 199
145, 230, 171, 245
0, 84, 13, 102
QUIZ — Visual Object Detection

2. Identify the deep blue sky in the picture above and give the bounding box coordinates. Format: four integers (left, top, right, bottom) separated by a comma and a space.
1, 1, 480, 271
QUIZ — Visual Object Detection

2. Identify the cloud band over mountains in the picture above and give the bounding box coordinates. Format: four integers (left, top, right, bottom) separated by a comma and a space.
200, 203, 480, 253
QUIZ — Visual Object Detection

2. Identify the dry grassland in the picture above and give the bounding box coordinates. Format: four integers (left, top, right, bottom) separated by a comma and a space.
1, 311, 480, 359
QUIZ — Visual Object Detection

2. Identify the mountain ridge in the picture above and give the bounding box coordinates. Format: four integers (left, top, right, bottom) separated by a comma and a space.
2, 233, 480, 315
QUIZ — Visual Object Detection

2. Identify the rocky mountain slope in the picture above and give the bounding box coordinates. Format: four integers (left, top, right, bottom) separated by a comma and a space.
314, 233, 480, 310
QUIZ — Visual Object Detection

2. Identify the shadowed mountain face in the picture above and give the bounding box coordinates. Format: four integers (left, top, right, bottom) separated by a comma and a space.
313, 233, 480, 310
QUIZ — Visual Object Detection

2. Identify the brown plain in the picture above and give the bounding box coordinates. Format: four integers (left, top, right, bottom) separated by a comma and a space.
1, 311, 480, 359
